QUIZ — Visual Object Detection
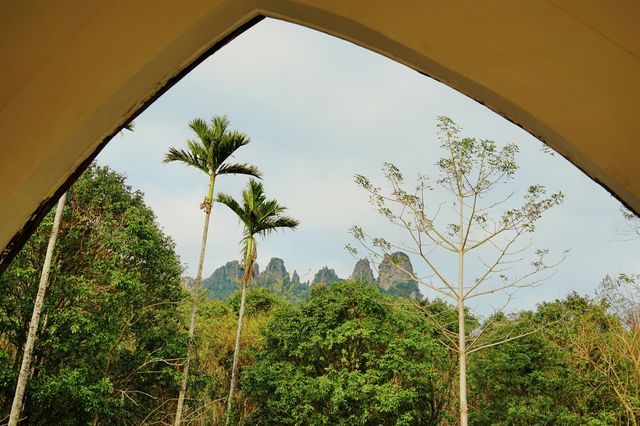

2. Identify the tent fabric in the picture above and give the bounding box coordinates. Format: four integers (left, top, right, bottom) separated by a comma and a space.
0, 0, 638, 270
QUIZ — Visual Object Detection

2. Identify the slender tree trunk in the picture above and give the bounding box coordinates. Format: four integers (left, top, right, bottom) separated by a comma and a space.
458, 195, 468, 426
226, 237, 254, 425
174, 175, 216, 426
9, 192, 67, 426
457, 295, 468, 426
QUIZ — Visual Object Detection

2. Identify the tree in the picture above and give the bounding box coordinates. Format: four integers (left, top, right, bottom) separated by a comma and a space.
619, 207, 640, 239
243, 281, 455, 425
7, 193, 67, 426
469, 294, 628, 425
181, 288, 281, 424
586, 275, 640, 423
0, 165, 186, 424
217, 179, 299, 424
592, 204, 640, 421
164, 115, 260, 425
349, 116, 564, 425
7, 121, 136, 426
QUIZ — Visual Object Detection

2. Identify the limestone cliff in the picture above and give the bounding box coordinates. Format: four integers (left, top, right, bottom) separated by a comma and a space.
350, 258, 376, 283
257, 257, 290, 286
377, 252, 420, 298
312, 266, 342, 285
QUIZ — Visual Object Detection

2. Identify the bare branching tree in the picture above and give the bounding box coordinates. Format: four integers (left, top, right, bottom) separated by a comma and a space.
348, 116, 565, 425
572, 274, 640, 424
615, 207, 640, 242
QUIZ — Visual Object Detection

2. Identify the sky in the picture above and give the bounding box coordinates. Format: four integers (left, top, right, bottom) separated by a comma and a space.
97, 18, 640, 315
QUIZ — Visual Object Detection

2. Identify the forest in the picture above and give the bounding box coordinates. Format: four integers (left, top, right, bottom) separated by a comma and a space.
1, 116, 638, 425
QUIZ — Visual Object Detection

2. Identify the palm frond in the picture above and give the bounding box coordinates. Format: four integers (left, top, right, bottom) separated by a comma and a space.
216, 162, 262, 178
185, 140, 210, 170
210, 115, 230, 137
215, 131, 252, 166
243, 179, 266, 213
256, 199, 284, 220
167, 115, 258, 179
255, 216, 300, 237
218, 179, 299, 241
217, 193, 247, 221
163, 147, 209, 174
189, 118, 210, 143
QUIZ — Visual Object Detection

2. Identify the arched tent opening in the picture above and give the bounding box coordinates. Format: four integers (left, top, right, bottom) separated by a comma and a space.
3, 5, 632, 424
1, 0, 639, 273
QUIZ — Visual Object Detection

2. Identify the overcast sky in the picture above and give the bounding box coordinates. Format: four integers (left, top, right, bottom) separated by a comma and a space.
97, 18, 640, 315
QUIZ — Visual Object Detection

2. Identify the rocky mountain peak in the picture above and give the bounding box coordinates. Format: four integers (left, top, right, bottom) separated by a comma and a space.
350, 258, 376, 283
378, 252, 415, 291
201, 260, 259, 301
211, 260, 243, 284
181, 277, 196, 292
258, 257, 289, 285
291, 270, 301, 286
200, 253, 419, 301
312, 266, 342, 285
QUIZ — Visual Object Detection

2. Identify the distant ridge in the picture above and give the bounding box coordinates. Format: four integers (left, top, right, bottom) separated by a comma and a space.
184, 252, 421, 301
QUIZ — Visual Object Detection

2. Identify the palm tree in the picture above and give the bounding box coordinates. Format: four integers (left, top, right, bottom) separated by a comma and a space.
164, 115, 260, 425
218, 179, 299, 424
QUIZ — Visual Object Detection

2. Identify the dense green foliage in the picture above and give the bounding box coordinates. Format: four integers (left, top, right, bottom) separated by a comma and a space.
0, 165, 187, 424
1, 164, 638, 425
180, 288, 280, 424
382, 281, 421, 299
242, 281, 454, 425
469, 294, 632, 425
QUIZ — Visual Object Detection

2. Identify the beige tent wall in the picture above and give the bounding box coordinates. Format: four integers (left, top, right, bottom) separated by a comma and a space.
1, 0, 639, 270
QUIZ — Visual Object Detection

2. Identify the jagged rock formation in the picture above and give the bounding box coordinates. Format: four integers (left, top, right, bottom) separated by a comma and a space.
350, 258, 376, 283
212, 260, 248, 284
199, 254, 420, 301
377, 251, 420, 298
257, 258, 290, 286
202, 257, 309, 301
181, 277, 196, 292
378, 252, 413, 290
312, 266, 342, 285
201, 260, 258, 301
291, 270, 300, 286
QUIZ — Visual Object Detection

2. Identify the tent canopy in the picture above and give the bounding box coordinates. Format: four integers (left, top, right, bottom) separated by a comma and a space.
1, 0, 639, 269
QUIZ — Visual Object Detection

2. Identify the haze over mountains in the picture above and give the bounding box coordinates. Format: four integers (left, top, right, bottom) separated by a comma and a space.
184, 251, 421, 300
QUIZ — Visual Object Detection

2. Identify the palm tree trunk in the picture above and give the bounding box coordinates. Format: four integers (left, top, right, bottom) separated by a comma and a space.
225, 237, 254, 425
9, 192, 67, 426
174, 175, 216, 426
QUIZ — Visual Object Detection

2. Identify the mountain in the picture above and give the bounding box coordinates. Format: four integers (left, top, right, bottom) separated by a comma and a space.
257, 258, 289, 286
181, 277, 196, 292
348, 255, 420, 298
350, 258, 376, 283
200, 260, 260, 301
377, 252, 420, 298
202, 257, 308, 301
312, 266, 343, 285
197, 252, 420, 302
291, 270, 301, 286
